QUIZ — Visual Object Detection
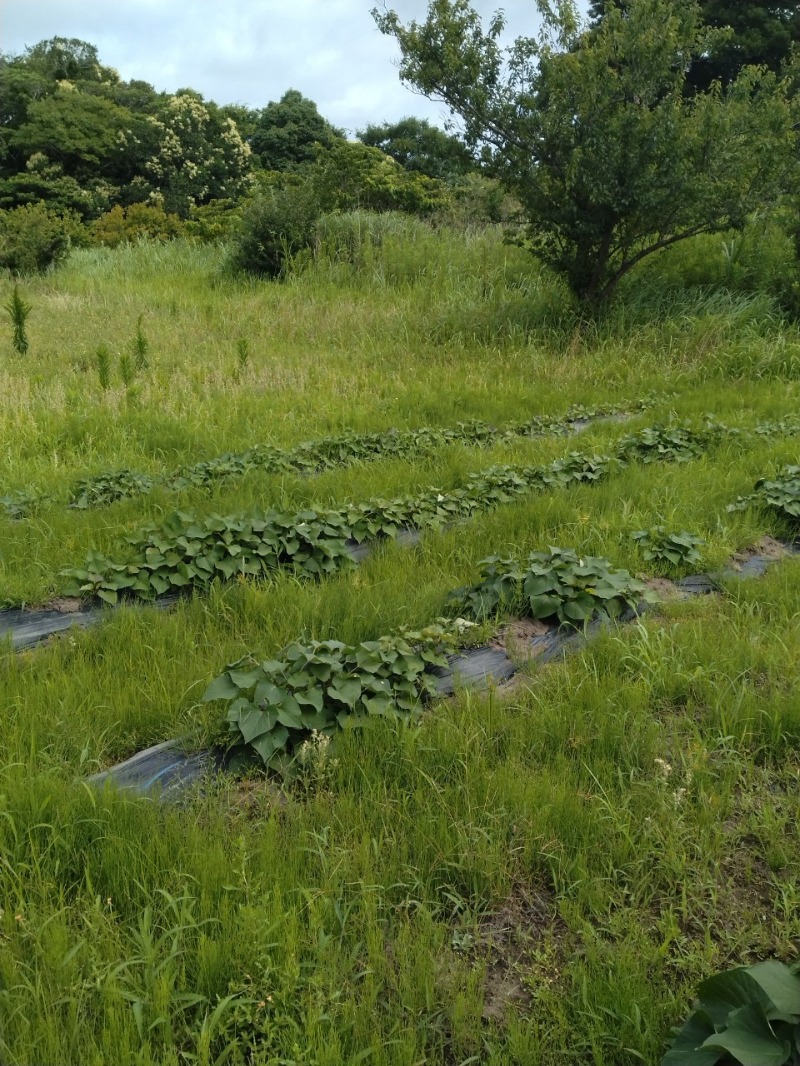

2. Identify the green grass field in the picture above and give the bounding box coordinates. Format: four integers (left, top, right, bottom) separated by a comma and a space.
1, 226, 799, 1065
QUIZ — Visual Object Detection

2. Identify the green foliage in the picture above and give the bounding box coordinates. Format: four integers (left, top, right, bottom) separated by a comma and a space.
374, 0, 797, 303
250, 89, 341, 171
357, 116, 476, 180
69, 469, 156, 509
58, 440, 642, 605
0, 487, 46, 519
228, 185, 320, 278
118, 352, 134, 388
235, 337, 249, 372
202, 622, 464, 771
730, 466, 800, 521
311, 140, 451, 215
184, 198, 242, 242
91, 203, 184, 247
616, 424, 711, 463
54, 400, 625, 511
663, 959, 800, 1065
591, 0, 800, 93
0, 202, 72, 273
146, 92, 253, 216
4, 283, 31, 354
0, 156, 98, 218
631, 527, 705, 567
450, 546, 646, 626
10, 87, 146, 182
95, 345, 111, 390
61, 508, 358, 603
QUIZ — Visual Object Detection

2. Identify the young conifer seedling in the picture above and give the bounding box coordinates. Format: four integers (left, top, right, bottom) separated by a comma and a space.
5, 284, 31, 355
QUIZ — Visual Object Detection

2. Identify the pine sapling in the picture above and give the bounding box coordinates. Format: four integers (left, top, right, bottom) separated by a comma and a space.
132, 314, 149, 371
119, 352, 134, 388
96, 345, 111, 390
5, 284, 31, 355
236, 336, 250, 371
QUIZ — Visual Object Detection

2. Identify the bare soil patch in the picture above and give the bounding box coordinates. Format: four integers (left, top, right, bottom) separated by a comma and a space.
490, 617, 552, 657
642, 576, 683, 601
472, 884, 568, 1023
38, 597, 85, 614
731, 535, 788, 569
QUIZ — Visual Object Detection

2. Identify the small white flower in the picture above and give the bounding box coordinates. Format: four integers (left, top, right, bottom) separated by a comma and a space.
654, 757, 672, 779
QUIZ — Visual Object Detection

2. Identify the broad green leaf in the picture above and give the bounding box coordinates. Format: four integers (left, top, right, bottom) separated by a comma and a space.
699, 969, 777, 1027
328, 677, 362, 708
275, 694, 303, 729
745, 962, 800, 1019
202, 672, 241, 702
235, 706, 271, 744
662, 1010, 722, 1066
701, 1004, 791, 1066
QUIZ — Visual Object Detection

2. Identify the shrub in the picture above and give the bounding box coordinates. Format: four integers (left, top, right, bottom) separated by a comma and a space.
91, 203, 184, 247
228, 186, 321, 278
311, 140, 451, 216
184, 198, 243, 242
0, 203, 72, 273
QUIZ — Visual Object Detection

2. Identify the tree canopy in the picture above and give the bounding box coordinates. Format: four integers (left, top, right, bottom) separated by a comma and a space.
250, 89, 342, 171
589, 0, 800, 91
374, 0, 797, 304
357, 116, 476, 180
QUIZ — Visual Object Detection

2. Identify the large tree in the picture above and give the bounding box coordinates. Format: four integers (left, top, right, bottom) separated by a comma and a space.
374, 0, 796, 305
590, 1, 800, 91
146, 91, 253, 216
250, 90, 341, 171
358, 116, 475, 180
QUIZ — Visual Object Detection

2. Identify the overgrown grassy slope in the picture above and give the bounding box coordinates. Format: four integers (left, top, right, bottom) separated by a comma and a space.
1, 224, 799, 1065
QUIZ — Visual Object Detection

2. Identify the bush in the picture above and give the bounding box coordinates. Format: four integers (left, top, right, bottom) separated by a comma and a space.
184, 198, 242, 242
311, 141, 451, 215
0, 203, 73, 274
228, 186, 321, 278
90, 203, 184, 247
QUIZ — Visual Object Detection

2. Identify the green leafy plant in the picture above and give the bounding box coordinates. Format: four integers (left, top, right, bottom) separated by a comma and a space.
663, 959, 800, 1065
615, 424, 710, 464
0, 488, 48, 520
59, 445, 634, 604
132, 314, 149, 371
56, 399, 633, 511
95, 345, 111, 390
229, 186, 321, 278
69, 469, 156, 509
0, 203, 72, 274
202, 621, 466, 771
729, 467, 800, 522
5, 284, 31, 355
631, 527, 705, 567
61, 508, 357, 604
450, 547, 646, 627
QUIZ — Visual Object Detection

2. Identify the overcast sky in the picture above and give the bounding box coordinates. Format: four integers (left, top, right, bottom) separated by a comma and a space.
0, 1, 587, 134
